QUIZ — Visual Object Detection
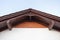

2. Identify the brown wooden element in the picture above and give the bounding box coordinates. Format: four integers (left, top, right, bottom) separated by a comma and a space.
0, 8, 60, 32
6, 20, 12, 30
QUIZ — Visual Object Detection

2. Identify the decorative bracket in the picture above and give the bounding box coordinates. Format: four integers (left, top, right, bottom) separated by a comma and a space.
34, 14, 55, 30
49, 20, 55, 30
7, 20, 12, 30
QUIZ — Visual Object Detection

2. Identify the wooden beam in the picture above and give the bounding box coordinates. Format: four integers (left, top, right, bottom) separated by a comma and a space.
48, 20, 54, 30
34, 14, 55, 30
6, 20, 12, 30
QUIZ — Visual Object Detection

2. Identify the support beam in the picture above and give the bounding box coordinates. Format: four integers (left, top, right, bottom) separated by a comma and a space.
29, 16, 31, 21
48, 20, 54, 30
6, 20, 12, 30
34, 14, 55, 30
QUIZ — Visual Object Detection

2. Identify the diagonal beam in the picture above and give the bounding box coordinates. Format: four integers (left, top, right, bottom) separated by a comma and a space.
6, 20, 12, 30
34, 14, 55, 30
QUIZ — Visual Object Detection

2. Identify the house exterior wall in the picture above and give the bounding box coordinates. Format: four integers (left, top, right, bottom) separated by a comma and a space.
0, 22, 60, 40
0, 28, 60, 40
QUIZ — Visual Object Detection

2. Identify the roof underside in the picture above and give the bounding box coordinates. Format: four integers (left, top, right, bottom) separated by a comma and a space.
0, 8, 60, 22
0, 8, 60, 32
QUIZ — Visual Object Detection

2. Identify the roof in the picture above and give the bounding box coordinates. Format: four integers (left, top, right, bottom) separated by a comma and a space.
0, 8, 60, 32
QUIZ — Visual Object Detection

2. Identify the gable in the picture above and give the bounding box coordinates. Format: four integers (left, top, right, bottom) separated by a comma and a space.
0, 8, 60, 32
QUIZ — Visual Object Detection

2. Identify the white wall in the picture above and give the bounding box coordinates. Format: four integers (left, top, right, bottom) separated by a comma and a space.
0, 28, 60, 40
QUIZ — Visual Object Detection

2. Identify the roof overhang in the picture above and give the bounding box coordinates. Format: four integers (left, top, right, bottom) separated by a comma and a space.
0, 8, 60, 32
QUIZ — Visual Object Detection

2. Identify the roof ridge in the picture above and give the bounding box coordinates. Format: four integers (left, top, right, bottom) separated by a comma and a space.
0, 8, 60, 22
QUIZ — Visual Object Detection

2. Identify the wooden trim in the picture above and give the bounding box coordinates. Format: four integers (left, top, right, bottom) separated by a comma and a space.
34, 15, 55, 30
7, 20, 12, 30
0, 8, 60, 31
48, 20, 54, 30
6, 14, 55, 30
31, 9, 60, 22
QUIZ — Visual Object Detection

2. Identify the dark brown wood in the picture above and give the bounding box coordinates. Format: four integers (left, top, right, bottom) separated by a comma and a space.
7, 13, 55, 29
30, 9, 60, 22
7, 20, 12, 30
0, 8, 60, 32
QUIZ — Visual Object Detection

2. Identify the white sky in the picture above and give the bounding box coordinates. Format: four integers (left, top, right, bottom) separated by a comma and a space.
0, 0, 60, 17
